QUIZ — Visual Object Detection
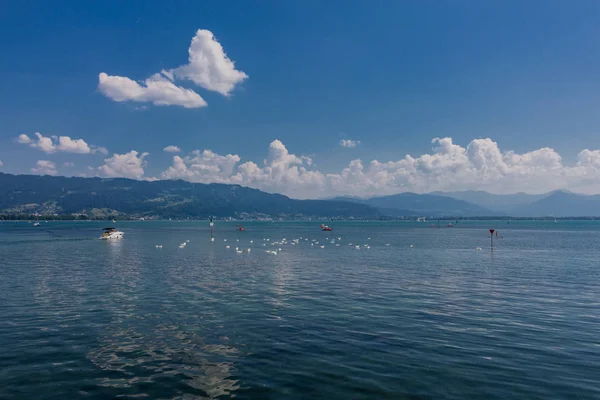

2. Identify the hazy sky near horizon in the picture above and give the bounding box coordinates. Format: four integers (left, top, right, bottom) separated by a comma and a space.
2, 1, 600, 198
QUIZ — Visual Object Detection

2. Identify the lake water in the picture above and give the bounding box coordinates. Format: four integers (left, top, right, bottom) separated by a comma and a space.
1, 220, 599, 399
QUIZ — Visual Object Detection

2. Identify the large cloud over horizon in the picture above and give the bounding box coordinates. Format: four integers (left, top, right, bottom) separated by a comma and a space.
25, 137, 600, 198
157, 137, 600, 198
31, 160, 57, 176
98, 150, 149, 179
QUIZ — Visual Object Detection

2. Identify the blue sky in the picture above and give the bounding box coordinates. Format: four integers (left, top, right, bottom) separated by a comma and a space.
2, 1, 600, 197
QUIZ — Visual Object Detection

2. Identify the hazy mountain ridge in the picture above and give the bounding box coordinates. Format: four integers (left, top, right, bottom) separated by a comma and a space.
2, 173, 598, 218
431, 190, 599, 217
331, 193, 498, 217
429, 190, 546, 212
332, 190, 600, 217
0, 173, 380, 219
511, 191, 600, 217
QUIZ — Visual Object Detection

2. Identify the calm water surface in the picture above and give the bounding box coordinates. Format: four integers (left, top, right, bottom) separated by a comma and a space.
1, 220, 599, 399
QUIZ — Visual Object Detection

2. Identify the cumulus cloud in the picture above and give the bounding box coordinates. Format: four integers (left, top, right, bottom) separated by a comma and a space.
166, 29, 248, 96
17, 134, 31, 144
98, 29, 247, 108
31, 160, 57, 176
161, 139, 324, 197
156, 137, 600, 198
161, 149, 241, 183
98, 72, 207, 109
340, 139, 360, 148
163, 145, 181, 153
95, 146, 109, 155
98, 150, 149, 179
17, 132, 104, 155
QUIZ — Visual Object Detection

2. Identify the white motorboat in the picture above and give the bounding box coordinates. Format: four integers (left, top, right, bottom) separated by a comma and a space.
33, 222, 40, 227
99, 227, 124, 240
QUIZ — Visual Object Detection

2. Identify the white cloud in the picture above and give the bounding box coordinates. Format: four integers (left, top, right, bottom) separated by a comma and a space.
157, 137, 600, 198
0, 160, 3, 167
28, 133, 57, 153
56, 135, 93, 153
98, 150, 149, 179
17, 132, 98, 154
167, 29, 248, 96
98, 29, 246, 108
161, 139, 324, 197
340, 139, 360, 148
31, 160, 57, 176
98, 72, 207, 109
161, 149, 240, 183
163, 145, 181, 153
63, 162, 75, 167
17, 134, 32, 144
94, 146, 109, 155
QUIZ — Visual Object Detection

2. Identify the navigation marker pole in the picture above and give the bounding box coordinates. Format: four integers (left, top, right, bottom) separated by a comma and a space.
210, 217, 214, 242
489, 229, 495, 250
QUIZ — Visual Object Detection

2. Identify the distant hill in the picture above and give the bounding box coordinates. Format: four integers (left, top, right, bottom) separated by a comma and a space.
430, 190, 546, 213
432, 190, 600, 217
512, 191, 600, 217
0, 173, 380, 219
332, 193, 498, 217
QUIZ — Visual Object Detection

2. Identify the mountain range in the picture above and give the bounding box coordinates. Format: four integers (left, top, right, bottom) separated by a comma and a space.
0, 173, 379, 219
331, 193, 497, 217
1, 173, 599, 218
335, 190, 600, 217
429, 190, 547, 213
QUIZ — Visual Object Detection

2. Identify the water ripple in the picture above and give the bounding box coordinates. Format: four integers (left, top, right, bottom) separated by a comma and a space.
1, 221, 599, 399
